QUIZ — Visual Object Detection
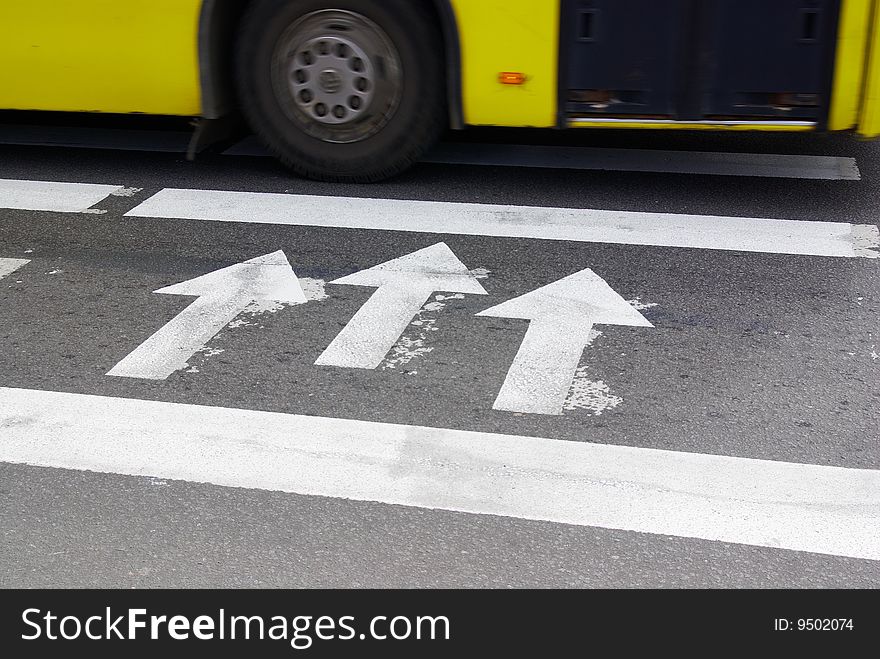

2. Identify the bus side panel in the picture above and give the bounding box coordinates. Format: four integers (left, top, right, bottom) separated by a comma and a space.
0, 1, 203, 115
829, 0, 872, 130
450, 0, 559, 127
859, 1, 880, 135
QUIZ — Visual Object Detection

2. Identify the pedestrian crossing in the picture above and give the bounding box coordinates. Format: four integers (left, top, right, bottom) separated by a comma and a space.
0, 152, 878, 572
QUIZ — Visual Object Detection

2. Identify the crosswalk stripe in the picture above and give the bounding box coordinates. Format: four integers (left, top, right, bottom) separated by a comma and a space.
224, 137, 861, 180
127, 188, 880, 258
1, 386, 877, 560
0, 178, 124, 213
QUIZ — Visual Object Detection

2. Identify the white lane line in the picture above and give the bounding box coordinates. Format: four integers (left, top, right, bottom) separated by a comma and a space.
126, 189, 880, 258
1, 386, 878, 560
424, 143, 862, 181
223, 137, 861, 180
0, 258, 29, 280
0, 179, 124, 213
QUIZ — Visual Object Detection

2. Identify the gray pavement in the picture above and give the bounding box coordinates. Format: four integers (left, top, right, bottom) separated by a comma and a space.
0, 125, 878, 587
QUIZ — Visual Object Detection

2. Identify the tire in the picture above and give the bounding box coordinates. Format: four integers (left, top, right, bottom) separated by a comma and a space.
235, 0, 445, 182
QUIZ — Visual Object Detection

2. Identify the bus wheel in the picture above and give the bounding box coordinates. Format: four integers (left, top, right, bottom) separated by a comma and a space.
235, 0, 445, 182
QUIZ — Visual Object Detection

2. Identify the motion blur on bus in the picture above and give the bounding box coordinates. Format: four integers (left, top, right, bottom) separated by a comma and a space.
1, 0, 879, 181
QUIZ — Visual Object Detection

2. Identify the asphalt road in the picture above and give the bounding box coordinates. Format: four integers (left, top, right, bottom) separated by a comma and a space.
0, 121, 878, 587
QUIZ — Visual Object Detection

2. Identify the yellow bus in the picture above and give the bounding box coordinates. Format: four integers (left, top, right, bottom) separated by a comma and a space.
2, 1, 880, 181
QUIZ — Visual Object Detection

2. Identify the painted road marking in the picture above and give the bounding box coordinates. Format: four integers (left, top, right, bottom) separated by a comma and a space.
224, 137, 861, 181
107, 251, 306, 380
478, 269, 653, 415
0, 258, 29, 280
0, 386, 878, 560
316, 243, 487, 370
126, 189, 880, 258
0, 179, 125, 213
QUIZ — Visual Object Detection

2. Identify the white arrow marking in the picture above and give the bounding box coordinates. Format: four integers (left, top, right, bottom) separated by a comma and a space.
0, 258, 29, 280
107, 251, 306, 380
316, 242, 487, 369
478, 269, 653, 415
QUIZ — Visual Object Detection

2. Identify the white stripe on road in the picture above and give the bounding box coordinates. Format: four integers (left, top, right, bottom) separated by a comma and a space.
225, 137, 861, 180
0, 386, 878, 560
127, 189, 880, 258
0, 179, 124, 213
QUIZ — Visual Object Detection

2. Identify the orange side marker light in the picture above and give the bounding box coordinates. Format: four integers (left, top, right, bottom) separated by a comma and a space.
498, 72, 526, 85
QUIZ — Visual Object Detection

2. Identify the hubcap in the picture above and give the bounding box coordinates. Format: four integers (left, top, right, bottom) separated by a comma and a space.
272, 10, 403, 143
318, 69, 343, 94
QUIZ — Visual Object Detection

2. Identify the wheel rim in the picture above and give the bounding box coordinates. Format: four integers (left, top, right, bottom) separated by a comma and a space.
271, 9, 403, 144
